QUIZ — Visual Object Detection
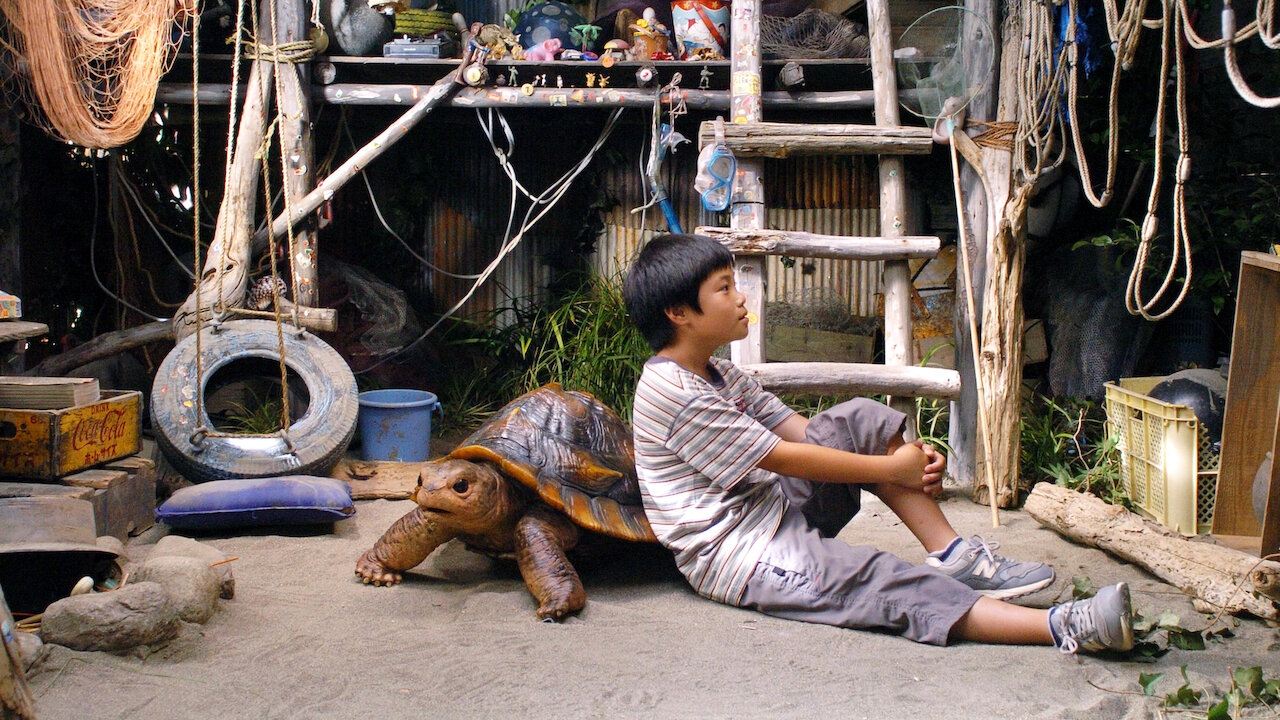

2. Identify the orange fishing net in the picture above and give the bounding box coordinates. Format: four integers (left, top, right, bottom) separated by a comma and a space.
0, 0, 192, 148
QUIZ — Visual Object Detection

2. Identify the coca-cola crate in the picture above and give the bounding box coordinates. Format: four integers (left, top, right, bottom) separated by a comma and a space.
0, 390, 142, 479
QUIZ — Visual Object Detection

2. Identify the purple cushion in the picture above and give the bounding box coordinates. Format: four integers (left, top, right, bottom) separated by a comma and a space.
157, 476, 355, 529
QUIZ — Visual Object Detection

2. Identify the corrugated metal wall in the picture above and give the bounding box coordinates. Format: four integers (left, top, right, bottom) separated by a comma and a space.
414, 112, 884, 323
591, 134, 884, 317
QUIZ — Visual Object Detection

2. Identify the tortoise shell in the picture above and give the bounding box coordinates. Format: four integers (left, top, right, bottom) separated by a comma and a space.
449, 384, 656, 542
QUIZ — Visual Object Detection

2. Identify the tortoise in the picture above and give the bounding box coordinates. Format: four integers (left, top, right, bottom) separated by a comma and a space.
354, 383, 656, 620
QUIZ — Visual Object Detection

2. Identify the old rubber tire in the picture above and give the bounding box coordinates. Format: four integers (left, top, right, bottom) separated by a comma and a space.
151, 319, 358, 483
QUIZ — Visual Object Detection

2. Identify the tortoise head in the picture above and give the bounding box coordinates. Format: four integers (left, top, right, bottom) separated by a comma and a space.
413, 458, 522, 535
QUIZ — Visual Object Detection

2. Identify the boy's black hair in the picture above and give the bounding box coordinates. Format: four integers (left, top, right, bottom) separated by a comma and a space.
623, 233, 734, 351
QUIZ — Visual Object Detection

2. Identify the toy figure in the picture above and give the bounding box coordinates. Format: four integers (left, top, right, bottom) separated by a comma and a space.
524, 37, 562, 61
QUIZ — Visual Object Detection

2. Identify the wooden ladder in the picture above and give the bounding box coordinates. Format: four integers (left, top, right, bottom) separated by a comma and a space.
699, 0, 960, 422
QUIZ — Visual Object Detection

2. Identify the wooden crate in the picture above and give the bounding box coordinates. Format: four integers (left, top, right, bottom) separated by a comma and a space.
0, 454, 156, 541
0, 390, 142, 479
1214, 252, 1280, 557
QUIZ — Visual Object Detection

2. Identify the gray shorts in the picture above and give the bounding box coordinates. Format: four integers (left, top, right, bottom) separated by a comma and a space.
739, 398, 981, 645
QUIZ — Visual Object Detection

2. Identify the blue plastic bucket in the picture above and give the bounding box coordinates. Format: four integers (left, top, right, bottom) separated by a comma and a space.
357, 389, 443, 462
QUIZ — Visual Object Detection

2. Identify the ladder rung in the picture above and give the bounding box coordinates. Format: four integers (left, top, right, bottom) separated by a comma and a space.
698, 122, 934, 158
696, 227, 939, 261
742, 362, 961, 399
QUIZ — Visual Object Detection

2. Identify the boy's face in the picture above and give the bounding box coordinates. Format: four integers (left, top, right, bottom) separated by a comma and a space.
674, 266, 749, 347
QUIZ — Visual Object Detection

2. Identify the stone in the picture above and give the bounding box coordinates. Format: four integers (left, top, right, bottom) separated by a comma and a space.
12, 630, 44, 672
95, 535, 128, 561
151, 535, 235, 599
130, 556, 221, 624
40, 582, 180, 652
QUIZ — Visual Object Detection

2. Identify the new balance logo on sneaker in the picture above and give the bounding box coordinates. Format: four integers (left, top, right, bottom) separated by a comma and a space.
925, 536, 1056, 600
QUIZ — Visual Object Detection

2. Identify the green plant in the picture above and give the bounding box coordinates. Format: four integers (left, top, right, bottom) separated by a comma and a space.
1019, 392, 1127, 505
569, 23, 600, 50
220, 388, 284, 435
502, 0, 540, 30
507, 275, 650, 420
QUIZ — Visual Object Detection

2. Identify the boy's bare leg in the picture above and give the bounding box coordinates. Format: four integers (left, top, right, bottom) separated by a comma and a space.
868, 482, 960, 553
951, 597, 1053, 644
872, 433, 959, 554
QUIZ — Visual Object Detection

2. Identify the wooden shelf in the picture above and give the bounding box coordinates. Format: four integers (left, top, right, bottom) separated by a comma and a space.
0, 321, 48, 343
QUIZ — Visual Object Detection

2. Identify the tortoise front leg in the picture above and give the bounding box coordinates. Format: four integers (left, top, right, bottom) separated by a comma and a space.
514, 505, 584, 621
356, 507, 456, 586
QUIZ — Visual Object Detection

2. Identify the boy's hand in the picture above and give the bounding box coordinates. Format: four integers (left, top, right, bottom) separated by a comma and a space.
915, 440, 946, 498
890, 442, 930, 490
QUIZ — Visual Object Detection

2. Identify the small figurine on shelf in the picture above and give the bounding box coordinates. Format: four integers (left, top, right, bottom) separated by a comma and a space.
525, 37, 562, 61
569, 23, 601, 52
601, 39, 630, 62
627, 7, 672, 60
475, 23, 525, 60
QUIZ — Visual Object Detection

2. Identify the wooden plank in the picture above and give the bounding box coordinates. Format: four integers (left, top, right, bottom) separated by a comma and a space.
62, 469, 128, 490
330, 458, 422, 500
741, 362, 962, 399
0, 321, 47, 343
60, 461, 155, 541
1214, 252, 1280, 538
697, 121, 935, 158
0, 482, 92, 500
695, 227, 940, 261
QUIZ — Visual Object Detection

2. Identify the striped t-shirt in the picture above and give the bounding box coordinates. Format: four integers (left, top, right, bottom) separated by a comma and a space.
632, 356, 797, 604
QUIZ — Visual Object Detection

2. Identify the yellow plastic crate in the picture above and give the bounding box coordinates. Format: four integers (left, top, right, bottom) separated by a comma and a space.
1104, 378, 1219, 535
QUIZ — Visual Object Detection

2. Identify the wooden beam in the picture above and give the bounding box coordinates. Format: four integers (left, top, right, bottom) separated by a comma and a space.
697, 121, 934, 157
254, 70, 464, 249
972, 6, 1025, 510
742, 362, 962, 399
727, 0, 767, 367
865, 0, 917, 436
272, 0, 319, 306
695, 226, 939, 261
1025, 483, 1280, 620
157, 84, 920, 110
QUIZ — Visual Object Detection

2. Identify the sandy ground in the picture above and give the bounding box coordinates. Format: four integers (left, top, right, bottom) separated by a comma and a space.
26, 492, 1280, 720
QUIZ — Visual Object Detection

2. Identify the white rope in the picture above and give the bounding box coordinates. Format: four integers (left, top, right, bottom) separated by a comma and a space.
356, 107, 626, 374
1220, 0, 1280, 107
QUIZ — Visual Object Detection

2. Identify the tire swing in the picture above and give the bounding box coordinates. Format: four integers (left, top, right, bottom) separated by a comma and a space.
150, 10, 357, 483
151, 319, 358, 483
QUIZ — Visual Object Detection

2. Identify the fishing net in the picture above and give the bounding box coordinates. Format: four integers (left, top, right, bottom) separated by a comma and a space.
759, 9, 869, 60
0, 0, 191, 148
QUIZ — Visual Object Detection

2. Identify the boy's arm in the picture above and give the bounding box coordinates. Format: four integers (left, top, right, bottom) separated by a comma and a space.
770, 413, 809, 443
758, 439, 930, 490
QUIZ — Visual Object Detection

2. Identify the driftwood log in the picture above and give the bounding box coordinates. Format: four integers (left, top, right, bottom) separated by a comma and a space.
1025, 483, 1280, 620
695, 121, 933, 158
23, 302, 336, 378
694, 227, 940, 261
0, 589, 36, 720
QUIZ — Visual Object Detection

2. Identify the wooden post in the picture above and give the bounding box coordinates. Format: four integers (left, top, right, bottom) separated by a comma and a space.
727, 0, 766, 367
173, 55, 276, 339
950, 0, 1001, 490
971, 7, 1025, 508
272, 0, 319, 307
865, 0, 915, 433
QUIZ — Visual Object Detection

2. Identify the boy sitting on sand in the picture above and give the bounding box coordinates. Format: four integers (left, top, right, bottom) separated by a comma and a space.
622, 233, 1133, 653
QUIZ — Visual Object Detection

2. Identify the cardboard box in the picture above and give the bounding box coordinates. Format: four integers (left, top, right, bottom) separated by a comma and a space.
0, 390, 142, 479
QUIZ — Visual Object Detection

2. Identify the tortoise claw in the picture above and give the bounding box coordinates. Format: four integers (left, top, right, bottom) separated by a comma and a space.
355, 551, 403, 587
